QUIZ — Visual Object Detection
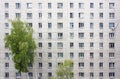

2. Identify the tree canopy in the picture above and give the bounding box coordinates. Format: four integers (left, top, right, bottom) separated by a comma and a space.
51, 59, 73, 79
5, 19, 36, 73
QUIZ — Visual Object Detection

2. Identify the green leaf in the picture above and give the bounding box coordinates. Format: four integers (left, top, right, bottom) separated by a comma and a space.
4, 19, 36, 73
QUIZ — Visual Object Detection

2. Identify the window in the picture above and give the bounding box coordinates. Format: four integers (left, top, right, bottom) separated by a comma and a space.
99, 72, 103, 78
5, 52, 9, 59
90, 52, 94, 58
48, 62, 52, 68
70, 3, 74, 8
58, 63, 62, 66
48, 72, 52, 77
90, 13, 94, 19
90, 23, 94, 29
57, 42, 63, 48
38, 33, 42, 39
99, 62, 103, 68
58, 52, 63, 58
79, 62, 84, 68
109, 52, 115, 58
78, 33, 84, 38
70, 42, 74, 48
79, 3, 84, 9
109, 3, 115, 9
16, 3, 21, 9
79, 23, 84, 28
70, 13, 74, 18
90, 42, 94, 48
90, 62, 94, 68
48, 52, 52, 58
90, 33, 94, 38
5, 72, 9, 78
28, 72, 33, 78
70, 22, 74, 29
79, 72, 84, 77
70, 32, 74, 39
48, 3, 52, 9
79, 52, 84, 58
78, 13, 84, 19
99, 52, 103, 58
109, 72, 115, 78
27, 3, 32, 9
99, 42, 103, 48
5, 63, 9, 68
109, 13, 115, 19
79, 43, 84, 48
48, 13, 52, 19
48, 23, 52, 29
38, 42, 42, 48
5, 3, 9, 8
5, 23, 9, 28
16, 72, 21, 78
48, 33, 52, 39
99, 13, 103, 19
15, 13, 21, 18
4, 34, 8, 37
58, 62, 64, 67
99, 33, 103, 39
109, 43, 115, 49
5, 33, 9, 37
58, 33, 63, 39
57, 23, 63, 29
57, 3, 63, 8
57, 13, 63, 19
39, 63, 42, 68
48, 42, 52, 48
109, 62, 115, 69
90, 3, 94, 8
38, 23, 42, 28
38, 13, 42, 18
38, 73, 42, 78
70, 52, 74, 58
28, 63, 33, 68
99, 3, 103, 9
28, 23, 32, 27
39, 52, 42, 58
5, 33, 9, 36
27, 13, 32, 19
109, 33, 114, 39
99, 23, 103, 29
4, 33, 8, 36
5, 32, 9, 36
5, 13, 9, 19
38, 3, 42, 9
90, 72, 94, 77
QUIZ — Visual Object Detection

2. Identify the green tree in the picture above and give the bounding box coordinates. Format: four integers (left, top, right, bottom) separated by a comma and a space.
5, 19, 36, 73
52, 59, 73, 79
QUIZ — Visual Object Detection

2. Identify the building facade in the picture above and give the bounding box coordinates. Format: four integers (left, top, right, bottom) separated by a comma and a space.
0, 0, 120, 79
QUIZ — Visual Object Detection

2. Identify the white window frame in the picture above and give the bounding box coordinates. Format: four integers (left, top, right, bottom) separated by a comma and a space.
27, 3, 32, 9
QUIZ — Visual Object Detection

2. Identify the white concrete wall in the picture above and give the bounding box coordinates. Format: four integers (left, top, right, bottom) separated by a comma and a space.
0, 0, 120, 79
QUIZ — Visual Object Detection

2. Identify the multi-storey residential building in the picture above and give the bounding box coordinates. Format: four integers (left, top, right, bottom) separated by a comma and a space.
0, 0, 120, 79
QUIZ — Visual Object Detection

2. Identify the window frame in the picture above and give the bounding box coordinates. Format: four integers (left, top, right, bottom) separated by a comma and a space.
27, 3, 32, 9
